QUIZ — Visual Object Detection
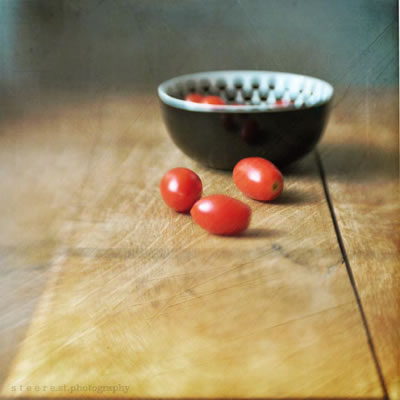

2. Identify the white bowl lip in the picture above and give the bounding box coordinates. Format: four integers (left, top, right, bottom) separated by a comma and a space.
158, 70, 334, 113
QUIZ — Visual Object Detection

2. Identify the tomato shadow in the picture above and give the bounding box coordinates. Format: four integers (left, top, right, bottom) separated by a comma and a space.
270, 188, 321, 205
240, 228, 285, 239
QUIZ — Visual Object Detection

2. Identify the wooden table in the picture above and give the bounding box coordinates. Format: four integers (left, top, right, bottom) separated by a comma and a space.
0, 86, 398, 399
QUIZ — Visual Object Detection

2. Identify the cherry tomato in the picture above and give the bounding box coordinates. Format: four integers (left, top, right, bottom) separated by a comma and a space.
202, 96, 225, 106
185, 93, 204, 103
191, 194, 251, 235
233, 157, 284, 201
160, 167, 202, 212
275, 99, 293, 107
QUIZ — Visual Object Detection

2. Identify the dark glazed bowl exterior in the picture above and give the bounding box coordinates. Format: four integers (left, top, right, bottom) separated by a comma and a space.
158, 71, 333, 170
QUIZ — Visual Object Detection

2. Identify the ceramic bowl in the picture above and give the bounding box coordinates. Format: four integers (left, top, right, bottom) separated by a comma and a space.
158, 70, 334, 170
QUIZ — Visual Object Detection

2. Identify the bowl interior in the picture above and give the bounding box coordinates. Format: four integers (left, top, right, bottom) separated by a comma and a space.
158, 71, 334, 112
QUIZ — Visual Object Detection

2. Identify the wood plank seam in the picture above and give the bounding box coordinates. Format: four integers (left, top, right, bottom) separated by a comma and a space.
315, 151, 390, 400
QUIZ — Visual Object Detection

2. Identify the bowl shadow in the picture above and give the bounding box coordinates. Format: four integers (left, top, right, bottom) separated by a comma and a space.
318, 142, 398, 182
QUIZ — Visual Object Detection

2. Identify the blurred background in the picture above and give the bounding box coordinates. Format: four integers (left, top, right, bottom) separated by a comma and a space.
0, 0, 398, 106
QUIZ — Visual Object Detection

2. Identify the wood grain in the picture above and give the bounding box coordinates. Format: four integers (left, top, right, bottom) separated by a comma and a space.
0, 1, 397, 397
0, 95, 383, 398
320, 89, 400, 399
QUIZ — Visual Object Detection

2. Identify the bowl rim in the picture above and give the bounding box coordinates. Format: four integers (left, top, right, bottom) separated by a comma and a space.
158, 70, 334, 113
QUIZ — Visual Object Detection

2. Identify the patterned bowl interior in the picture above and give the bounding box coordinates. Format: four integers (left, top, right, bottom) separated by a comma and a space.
158, 71, 334, 112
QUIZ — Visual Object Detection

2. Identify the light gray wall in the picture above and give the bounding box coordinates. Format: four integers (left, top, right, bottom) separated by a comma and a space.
0, 0, 398, 94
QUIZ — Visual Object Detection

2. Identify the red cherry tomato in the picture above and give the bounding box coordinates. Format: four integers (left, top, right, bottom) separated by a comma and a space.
275, 99, 293, 107
191, 194, 251, 235
233, 157, 284, 201
185, 93, 204, 103
160, 168, 202, 212
202, 96, 225, 105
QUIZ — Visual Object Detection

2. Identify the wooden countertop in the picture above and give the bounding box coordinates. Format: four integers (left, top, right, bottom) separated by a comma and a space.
0, 87, 398, 399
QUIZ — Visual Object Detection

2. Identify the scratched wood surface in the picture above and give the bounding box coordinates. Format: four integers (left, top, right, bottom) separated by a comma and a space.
320, 89, 400, 399
0, 0, 398, 397
0, 92, 390, 399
